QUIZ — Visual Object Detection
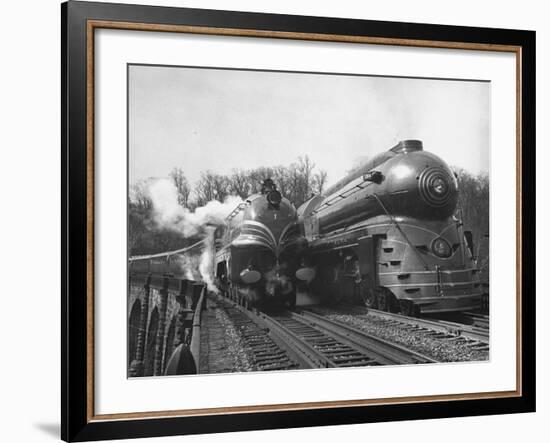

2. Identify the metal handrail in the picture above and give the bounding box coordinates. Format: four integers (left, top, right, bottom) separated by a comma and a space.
129, 239, 206, 261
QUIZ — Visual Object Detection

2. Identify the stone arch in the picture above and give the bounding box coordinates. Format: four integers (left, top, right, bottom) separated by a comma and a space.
163, 316, 177, 373
144, 307, 159, 377
128, 299, 142, 366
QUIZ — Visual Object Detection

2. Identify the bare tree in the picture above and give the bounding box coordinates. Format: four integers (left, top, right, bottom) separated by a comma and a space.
229, 169, 252, 199
312, 170, 328, 195
129, 179, 152, 210
195, 170, 230, 206
272, 165, 291, 198
284, 155, 317, 206
169, 167, 191, 207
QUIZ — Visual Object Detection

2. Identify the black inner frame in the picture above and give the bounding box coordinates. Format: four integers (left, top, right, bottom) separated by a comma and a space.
62, 1, 536, 441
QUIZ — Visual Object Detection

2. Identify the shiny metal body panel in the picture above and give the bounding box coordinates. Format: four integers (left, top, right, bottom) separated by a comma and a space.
215, 192, 305, 306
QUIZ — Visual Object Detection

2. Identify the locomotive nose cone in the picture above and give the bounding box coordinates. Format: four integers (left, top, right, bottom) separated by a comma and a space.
418, 167, 456, 209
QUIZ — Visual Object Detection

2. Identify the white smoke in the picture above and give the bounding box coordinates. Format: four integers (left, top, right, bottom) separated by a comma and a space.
147, 179, 243, 237
171, 254, 200, 281
185, 267, 195, 282
147, 178, 242, 291
199, 228, 218, 293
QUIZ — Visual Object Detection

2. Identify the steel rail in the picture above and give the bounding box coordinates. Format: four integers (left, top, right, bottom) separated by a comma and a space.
293, 310, 437, 365
222, 299, 324, 369
461, 312, 490, 329
223, 299, 437, 369
345, 306, 489, 344
268, 312, 383, 368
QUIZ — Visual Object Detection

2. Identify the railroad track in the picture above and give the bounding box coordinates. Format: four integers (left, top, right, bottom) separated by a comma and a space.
220, 298, 436, 370
275, 310, 437, 367
461, 312, 490, 329
219, 299, 307, 371
327, 305, 489, 346
423, 311, 490, 331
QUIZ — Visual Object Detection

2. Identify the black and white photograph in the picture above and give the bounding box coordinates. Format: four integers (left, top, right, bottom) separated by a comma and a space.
0, 0, 542, 440
126, 64, 490, 378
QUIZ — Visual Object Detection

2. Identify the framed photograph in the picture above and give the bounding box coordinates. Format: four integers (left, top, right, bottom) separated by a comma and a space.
61, 1, 535, 441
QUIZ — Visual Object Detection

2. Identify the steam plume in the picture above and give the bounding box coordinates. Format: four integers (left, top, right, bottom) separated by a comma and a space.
147, 179, 242, 237
199, 227, 218, 293
146, 178, 242, 291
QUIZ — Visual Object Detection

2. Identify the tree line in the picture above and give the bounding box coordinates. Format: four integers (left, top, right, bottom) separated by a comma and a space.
184, 155, 327, 208
129, 156, 327, 256
454, 168, 490, 285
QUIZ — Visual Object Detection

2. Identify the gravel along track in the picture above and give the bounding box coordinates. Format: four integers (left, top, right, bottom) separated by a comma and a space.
216, 298, 305, 371
200, 298, 255, 373
211, 296, 435, 372
306, 306, 489, 363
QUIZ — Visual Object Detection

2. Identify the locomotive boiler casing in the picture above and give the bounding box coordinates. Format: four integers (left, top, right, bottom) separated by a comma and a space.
302, 140, 458, 238
298, 140, 483, 314
214, 189, 306, 308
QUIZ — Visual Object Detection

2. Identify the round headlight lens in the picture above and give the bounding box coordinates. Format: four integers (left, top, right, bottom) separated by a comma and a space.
432, 237, 452, 258
418, 168, 454, 208
267, 190, 282, 206
432, 177, 448, 195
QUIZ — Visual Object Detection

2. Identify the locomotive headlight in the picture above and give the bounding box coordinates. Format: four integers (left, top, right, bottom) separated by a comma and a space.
419, 168, 454, 208
431, 237, 452, 258
431, 177, 448, 195
240, 268, 261, 284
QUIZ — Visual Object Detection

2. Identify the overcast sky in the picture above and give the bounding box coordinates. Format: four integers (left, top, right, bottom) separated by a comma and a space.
129, 64, 490, 189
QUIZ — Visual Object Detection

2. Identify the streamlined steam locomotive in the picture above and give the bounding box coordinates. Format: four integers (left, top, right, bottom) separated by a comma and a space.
297, 140, 483, 315
214, 180, 308, 308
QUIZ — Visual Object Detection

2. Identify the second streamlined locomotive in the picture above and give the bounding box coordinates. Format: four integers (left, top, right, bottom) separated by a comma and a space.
214, 180, 308, 308
297, 140, 483, 315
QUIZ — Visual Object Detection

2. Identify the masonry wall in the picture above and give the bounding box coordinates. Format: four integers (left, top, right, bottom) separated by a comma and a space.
127, 275, 200, 377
